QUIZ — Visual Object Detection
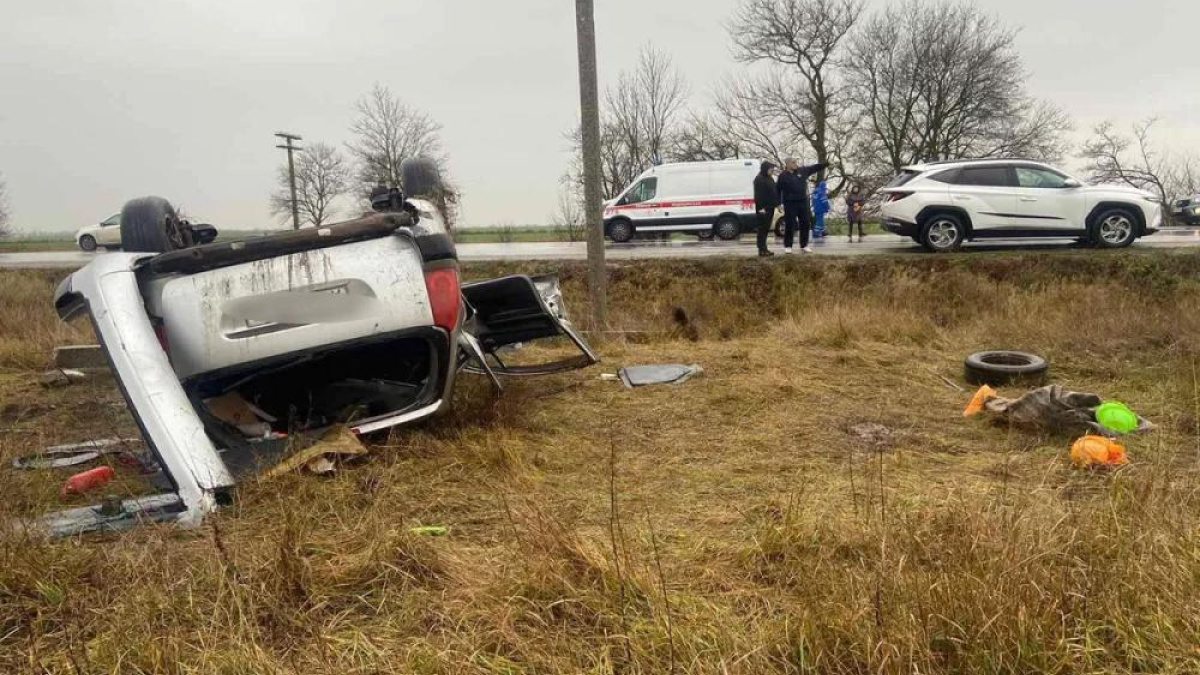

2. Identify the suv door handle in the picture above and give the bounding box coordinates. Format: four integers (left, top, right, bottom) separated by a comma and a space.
1020, 197, 1038, 202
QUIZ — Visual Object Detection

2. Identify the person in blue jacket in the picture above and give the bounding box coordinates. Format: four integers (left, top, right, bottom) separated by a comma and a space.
812, 179, 830, 239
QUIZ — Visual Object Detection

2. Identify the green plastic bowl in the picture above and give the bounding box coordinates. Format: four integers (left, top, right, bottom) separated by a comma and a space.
1096, 401, 1138, 434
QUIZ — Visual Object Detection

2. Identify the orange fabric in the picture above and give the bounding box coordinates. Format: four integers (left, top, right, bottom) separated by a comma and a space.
1070, 435, 1129, 468
963, 385, 998, 417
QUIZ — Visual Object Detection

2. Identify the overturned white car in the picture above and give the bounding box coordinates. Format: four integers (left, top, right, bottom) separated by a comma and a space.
43, 160, 596, 537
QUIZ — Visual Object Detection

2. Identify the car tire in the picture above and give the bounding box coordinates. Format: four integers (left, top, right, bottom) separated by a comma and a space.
78, 235, 97, 252
120, 197, 188, 253
1091, 208, 1137, 248
920, 213, 966, 252
608, 219, 634, 243
715, 216, 741, 241
964, 351, 1048, 387
697, 231, 715, 241
401, 156, 443, 198
774, 218, 786, 238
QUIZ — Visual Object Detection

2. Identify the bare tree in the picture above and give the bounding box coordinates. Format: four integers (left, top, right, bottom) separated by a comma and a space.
347, 84, 446, 192
569, 45, 689, 199
1080, 119, 1199, 215
270, 143, 350, 227
844, 1, 1070, 175
728, 0, 864, 189
548, 185, 587, 242
0, 173, 10, 238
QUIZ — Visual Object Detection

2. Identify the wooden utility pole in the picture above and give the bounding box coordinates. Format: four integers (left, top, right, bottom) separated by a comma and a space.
274, 132, 303, 230
574, 0, 608, 331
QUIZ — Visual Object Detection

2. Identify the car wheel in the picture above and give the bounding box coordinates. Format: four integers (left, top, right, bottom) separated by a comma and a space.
120, 196, 188, 253
697, 231, 715, 241
1092, 208, 1137, 248
964, 350, 1048, 387
920, 213, 965, 252
78, 235, 97, 252
401, 156, 443, 198
774, 218, 786, 238
715, 216, 741, 241
608, 219, 634, 243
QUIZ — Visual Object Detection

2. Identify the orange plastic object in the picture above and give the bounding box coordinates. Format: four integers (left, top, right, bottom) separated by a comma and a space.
60, 466, 116, 499
963, 384, 998, 417
1070, 435, 1129, 468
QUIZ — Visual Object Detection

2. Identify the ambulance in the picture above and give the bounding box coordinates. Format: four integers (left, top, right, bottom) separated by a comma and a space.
602, 159, 765, 242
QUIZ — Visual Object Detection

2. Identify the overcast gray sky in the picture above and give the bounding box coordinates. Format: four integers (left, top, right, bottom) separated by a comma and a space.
1, 0, 1197, 232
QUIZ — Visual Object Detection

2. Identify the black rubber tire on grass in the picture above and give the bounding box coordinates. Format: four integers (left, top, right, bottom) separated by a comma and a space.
401, 157, 443, 198
120, 196, 186, 254
964, 351, 1048, 387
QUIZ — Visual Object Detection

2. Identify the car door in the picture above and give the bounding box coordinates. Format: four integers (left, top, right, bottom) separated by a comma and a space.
459, 275, 598, 378
948, 165, 1020, 232
97, 214, 122, 246
613, 177, 660, 229
1013, 166, 1088, 232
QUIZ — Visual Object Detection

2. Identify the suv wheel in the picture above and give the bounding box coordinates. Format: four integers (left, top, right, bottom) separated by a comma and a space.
920, 213, 965, 252
1092, 209, 1137, 248
78, 235, 97, 252
608, 219, 634, 243
715, 216, 741, 241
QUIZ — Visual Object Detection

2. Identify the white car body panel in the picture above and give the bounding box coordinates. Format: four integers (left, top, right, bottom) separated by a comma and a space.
153, 235, 434, 380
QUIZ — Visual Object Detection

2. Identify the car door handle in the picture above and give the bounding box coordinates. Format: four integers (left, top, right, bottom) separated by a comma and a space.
953, 195, 970, 201
1020, 197, 1038, 202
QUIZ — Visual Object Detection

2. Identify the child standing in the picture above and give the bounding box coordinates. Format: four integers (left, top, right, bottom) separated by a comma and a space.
812, 179, 830, 239
845, 185, 867, 242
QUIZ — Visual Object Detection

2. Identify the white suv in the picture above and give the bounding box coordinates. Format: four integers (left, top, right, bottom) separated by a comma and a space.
878, 159, 1162, 252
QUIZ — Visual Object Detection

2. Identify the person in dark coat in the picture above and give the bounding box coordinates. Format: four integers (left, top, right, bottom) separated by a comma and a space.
753, 161, 779, 257
777, 158, 828, 253
845, 185, 867, 242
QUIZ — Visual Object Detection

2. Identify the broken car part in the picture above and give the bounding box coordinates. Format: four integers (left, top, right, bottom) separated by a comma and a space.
618, 364, 704, 388
12, 438, 143, 470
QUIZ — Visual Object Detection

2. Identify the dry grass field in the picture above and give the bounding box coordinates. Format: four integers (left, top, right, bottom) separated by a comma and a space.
1, 252, 1198, 674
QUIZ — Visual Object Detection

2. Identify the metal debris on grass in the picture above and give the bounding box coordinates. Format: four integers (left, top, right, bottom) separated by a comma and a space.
617, 364, 704, 388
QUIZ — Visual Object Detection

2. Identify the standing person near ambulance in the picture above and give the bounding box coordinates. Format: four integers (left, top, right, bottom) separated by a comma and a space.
845, 185, 867, 242
753, 161, 779, 257
777, 158, 829, 253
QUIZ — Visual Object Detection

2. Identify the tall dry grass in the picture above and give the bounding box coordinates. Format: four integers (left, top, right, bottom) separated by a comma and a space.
0, 251, 1198, 674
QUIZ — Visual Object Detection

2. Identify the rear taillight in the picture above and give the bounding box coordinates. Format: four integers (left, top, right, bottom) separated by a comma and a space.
152, 322, 170, 356
884, 192, 913, 202
424, 266, 462, 332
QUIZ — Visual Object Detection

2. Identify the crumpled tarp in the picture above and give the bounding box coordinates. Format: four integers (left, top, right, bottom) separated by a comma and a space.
618, 364, 703, 388
966, 384, 1154, 437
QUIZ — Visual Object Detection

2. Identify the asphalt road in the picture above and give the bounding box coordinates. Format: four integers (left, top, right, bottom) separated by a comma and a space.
3, 229, 1199, 269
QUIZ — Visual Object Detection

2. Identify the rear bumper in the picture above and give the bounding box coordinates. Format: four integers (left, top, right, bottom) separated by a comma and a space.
882, 218, 919, 238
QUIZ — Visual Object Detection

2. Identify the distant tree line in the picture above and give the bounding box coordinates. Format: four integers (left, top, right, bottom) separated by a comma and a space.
561, 0, 1197, 221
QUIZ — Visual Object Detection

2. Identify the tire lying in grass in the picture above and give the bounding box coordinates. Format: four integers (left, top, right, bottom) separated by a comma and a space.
964, 350, 1048, 386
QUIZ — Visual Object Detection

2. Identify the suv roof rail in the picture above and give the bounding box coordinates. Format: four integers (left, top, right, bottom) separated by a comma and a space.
916, 157, 1051, 167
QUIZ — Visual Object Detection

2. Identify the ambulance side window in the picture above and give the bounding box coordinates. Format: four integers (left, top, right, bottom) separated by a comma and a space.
619, 177, 658, 205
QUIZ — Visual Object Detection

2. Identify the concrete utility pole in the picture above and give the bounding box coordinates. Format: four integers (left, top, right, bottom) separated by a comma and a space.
574, 0, 608, 331
274, 132, 303, 230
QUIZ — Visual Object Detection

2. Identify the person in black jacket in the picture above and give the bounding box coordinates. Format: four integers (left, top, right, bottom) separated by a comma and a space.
753, 161, 779, 257
777, 158, 829, 253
